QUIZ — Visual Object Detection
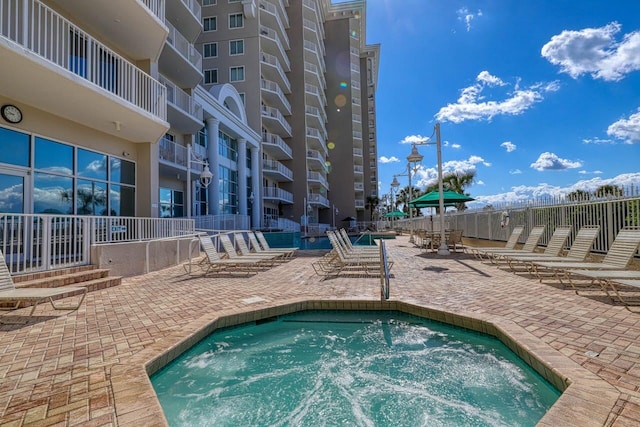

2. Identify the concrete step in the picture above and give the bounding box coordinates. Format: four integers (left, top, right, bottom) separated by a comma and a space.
16, 269, 111, 289
13, 265, 97, 284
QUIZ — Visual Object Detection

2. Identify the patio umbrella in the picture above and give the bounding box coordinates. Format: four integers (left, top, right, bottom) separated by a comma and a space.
383, 210, 408, 218
409, 190, 475, 208
341, 216, 356, 221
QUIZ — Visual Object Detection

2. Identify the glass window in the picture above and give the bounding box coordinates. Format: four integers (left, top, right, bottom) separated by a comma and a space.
203, 42, 217, 58
33, 172, 73, 214
0, 126, 29, 167
238, 93, 245, 105
203, 17, 217, 31
230, 66, 244, 82
229, 13, 243, 29
76, 179, 107, 215
0, 173, 24, 213
204, 69, 218, 84
229, 39, 244, 55
77, 148, 107, 180
203, 0, 216, 5
218, 166, 237, 214
34, 137, 73, 175
110, 158, 135, 185
218, 132, 238, 161
159, 188, 184, 218
110, 184, 135, 217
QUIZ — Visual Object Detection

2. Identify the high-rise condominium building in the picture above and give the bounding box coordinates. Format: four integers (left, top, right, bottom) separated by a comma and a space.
199, 0, 379, 230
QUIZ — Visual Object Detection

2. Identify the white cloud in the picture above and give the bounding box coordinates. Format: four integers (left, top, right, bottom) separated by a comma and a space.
579, 170, 604, 175
500, 141, 517, 152
509, 169, 522, 175
399, 135, 430, 145
476, 180, 485, 185
541, 22, 640, 81
470, 172, 640, 206
379, 156, 400, 164
530, 152, 582, 171
413, 155, 489, 187
607, 109, 640, 143
435, 71, 559, 123
582, 137, 616, 144
457, 7, 483, 32
451, 143, 461, 149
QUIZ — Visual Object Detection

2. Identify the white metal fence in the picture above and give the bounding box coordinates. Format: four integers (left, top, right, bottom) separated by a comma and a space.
395, 190, 640, 255
0, 214, 194, 274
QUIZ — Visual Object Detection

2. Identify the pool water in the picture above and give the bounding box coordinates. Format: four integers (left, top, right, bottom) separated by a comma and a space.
151, 311, 560, 426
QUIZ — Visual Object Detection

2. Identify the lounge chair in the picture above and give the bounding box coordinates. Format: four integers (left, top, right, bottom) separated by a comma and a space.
314, 232, 389, 278
0, 250, 87, 321
254, 231, 298, 254
218, 234, 280, 267
183, 235, 261, 276
475, 225, 546, 263
503, 225, 600, 273
596, 278, 640, 310
338, 229, 379, 254
530, 228, 640, 286
247, 232, 296, 259
467, 226, 525, 260
233, 233, 286, 263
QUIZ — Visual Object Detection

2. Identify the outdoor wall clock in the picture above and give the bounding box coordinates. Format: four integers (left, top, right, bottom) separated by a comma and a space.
1, 104, 22, 124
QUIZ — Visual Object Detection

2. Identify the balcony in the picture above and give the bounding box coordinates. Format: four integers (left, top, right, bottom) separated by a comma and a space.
158, 137, 206, 175
262, 159, 293, 182
0, 0, 168, 143
304, 61, 326, 90
160, 75, 203, 133
305, 83, 326, 108
307, 171, 328, 190
354, 182, 364, 191
261, 105, 292, 137
260, 51, 291, 91
262, 132, 293, 160
303, 40, 326, 73
262, 187, 294, 204
306, 127, 327, 155
260, 25, 290, 70
47, 0, 167, 61
306, 149, 326, 171
259, 1, 289, 42
307, 193, 330, 208
261, 79, 291, 115
355, 199, 365, 209
353, 148, 363, 158
354, 165, 364, 174
165, 0, 202, 42
306, 105, 327, 127
159, 20, 203, 88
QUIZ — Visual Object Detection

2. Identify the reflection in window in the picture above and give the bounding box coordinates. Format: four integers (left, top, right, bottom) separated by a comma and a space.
0, 127, 30, 167
218, 166, 237, 214
34, 172, 73, 214
0, 173, 24, 213
76, 179, 107, 215
109, 184, 135, 217
78, 149, 107, 180
110, 158, 135, 185
35, 137, 73, 175
159, 188, 184, 218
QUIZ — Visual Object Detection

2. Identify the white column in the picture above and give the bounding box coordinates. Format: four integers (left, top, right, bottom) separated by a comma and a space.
206, 118, 220, 215
250, 145, 261, 229
238, 138, 248, 217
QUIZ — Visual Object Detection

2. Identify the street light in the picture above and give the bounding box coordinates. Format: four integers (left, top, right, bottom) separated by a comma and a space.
406, 144, 424, 244
407, 122, 449, 255
332, 204, 339, 229
186, 143, 213, 218
248, 192, 255, 229
390, 177, 400, 231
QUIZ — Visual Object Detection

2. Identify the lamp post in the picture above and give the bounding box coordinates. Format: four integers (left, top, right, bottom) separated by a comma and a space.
390, 176, 400, 231
303, 196, 312, 236
186, 143, 213, 218
405, 145, 423, 244
248, 192, 254, 229
332, 204, 339, 229
408, 123, 449, 255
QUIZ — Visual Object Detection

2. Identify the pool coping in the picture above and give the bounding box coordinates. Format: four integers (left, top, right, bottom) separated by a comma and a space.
110, 298, 620, 426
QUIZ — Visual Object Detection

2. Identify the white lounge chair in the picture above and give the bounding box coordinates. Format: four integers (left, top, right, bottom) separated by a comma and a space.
183, 235, 261, 276
467, 226, 525, 260
0, 250, 87, 321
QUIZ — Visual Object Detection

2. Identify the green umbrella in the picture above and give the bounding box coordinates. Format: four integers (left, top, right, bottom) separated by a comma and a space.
383, 210, 408, 218
409, 190, 475, 208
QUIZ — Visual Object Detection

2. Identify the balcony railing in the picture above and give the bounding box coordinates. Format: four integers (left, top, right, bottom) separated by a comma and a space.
261, 79, 291, 112
259, 25, 290, 69
261, 51, 291, 88
307, 193, 329, 208
259, 0, 289, 39
262, 132, 293, 158
0, 0, 166, 120
179, 0, 201, 21
263, 159, 293, 181
262, 187, 294, 203
160, 75, 203, 121
165, 20, 202, 71
307, 171, 328, 188
261, 105, 292, 135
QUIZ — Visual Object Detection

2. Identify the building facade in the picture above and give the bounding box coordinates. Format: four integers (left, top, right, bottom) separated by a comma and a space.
0, 0, 378, 231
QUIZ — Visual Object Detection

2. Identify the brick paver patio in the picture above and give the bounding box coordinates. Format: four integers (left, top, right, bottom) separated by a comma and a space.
1, 235, 639, 426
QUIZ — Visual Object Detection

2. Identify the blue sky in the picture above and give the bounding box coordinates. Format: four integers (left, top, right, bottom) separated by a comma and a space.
358, 0, 640, 207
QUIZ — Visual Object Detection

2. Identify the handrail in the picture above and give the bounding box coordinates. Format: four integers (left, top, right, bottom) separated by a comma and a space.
380, 240, 390, 300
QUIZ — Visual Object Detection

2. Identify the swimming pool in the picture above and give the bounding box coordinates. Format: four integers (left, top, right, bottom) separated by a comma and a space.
151, 310, 559, 426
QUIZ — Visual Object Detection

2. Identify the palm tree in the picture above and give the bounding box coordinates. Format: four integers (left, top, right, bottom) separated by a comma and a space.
364, 195, 379, 221
424, 170, 476, 211
594, 185, 623, 198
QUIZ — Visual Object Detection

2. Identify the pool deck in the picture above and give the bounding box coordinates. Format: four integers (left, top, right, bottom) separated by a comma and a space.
1, 235, 640, 426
